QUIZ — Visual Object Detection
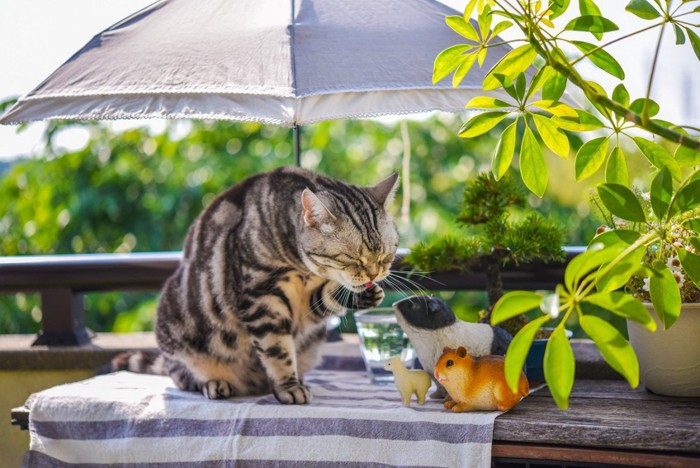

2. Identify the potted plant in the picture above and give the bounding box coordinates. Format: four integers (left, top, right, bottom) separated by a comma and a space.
406, 172, 567, 378
429, 0, 700, 408
591, 170, 700, 396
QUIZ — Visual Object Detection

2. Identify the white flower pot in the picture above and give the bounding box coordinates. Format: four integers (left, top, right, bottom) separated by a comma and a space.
627, 303, 700, 397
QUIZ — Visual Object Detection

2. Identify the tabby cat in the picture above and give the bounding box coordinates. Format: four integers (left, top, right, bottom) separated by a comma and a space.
115, 167, 399, 404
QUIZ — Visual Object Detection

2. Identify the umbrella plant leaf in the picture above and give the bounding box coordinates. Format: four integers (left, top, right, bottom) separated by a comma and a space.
579, 0, 602, 16
478, 5, 493, 42
564, 243, 624, 292
629, 98, 660, 118
579, 315, 639, 387
685, 27, 700, 62
674, 145, 700, 167
453, 53, 479, 88
650, 166, 672, 221
520, 126, 548, 197
493, 122, 518, 179
611, 83, 630, 108
463, 0, 479, 21
575, 136, 609, 181
515, 73, 526, 100
553, 109, 605, 132
458, 111, 510, 138
674, 24, 685, 45
572, 41, 625, 80
483, 44, 538, 91
678, 247, 700, 289
542, 70, 567, 101
668, 179, 700, 218
433, 45, 474, 84
632, 137, 681, 181
477, 48, 488, 67
625, 0, 661, 19
530, 100, 578, 118
597, 183, 646, 222
584, 291, 655, 331
605, 146, 629, 185
490, 20, 513, 39
549, 0, 571, 20
564, 15, 619, 36
544, 326, 575, 410
504, 315, 551, 392
466, 96, 515, 109
491, 290, 544, 325
532, 113, 570, 158
446, 15, 481, 42
649, 262, 682, 329
526, 65, 555, 100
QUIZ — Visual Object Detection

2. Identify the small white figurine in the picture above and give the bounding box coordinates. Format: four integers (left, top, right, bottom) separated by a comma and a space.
383, 356, 432, 407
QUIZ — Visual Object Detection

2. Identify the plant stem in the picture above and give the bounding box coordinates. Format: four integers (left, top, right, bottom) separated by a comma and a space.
643, 22, 667, 120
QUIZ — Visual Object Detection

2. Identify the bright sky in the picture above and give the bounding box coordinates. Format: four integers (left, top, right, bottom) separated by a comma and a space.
0, 0, 698, 161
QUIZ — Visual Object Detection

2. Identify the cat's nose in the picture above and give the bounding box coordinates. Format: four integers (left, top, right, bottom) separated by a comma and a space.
367, 273, 377, 281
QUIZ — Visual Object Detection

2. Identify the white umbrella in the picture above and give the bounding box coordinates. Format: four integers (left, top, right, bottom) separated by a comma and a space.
0, 0, 516, 162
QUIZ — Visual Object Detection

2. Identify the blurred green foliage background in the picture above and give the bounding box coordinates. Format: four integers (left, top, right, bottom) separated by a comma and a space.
1, 97, 653, 334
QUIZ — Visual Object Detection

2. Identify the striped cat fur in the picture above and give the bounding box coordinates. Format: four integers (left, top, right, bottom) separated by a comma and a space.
111, 167, 399, 404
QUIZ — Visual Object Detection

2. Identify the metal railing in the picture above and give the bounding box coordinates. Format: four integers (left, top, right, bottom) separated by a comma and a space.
0, 247, 584, 346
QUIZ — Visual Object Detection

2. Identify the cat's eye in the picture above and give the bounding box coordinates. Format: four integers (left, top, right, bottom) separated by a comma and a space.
446, 360, 454, 367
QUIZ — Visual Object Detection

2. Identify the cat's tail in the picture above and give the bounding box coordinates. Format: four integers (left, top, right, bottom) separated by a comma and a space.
97, 350, 169, 376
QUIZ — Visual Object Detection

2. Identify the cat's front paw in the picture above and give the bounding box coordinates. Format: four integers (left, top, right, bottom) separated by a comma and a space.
202, 380, 234, 400
353, 283, 385, 309
273, 382, 312, 405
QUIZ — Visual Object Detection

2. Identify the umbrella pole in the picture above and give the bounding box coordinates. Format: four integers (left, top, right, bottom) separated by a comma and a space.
293, 124, 302, 167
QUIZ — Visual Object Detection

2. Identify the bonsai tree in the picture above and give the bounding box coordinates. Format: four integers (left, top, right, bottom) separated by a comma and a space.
430, 0, 700, 408
407, 172, 566, 335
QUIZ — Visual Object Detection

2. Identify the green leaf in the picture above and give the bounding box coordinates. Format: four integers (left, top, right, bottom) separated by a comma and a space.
515, 73, 526, 100
611, 84, 630, 108
650, 166, 673, 221
605, 146, 629, 185
542, 71, 567, 101
453, 53, 479, 88
564, 243, 625, 292
575, 136, 609, 180
584, 80, 611, 116
544, 326, 575, 410
584, 291, 656, 331
629, 98, 660, 118
478, 5, 493, 43
463, 0, 478, 20
625, 0, 661, 19
493, 74, 519, 101
675, 145, 700, 167
532, 113, 570, 158
458, 111, 510, 138
493, 122, 518, 179
579, 0, 602, 16
526, 66, 555, 101
564, 15, 620, 35
677, 248, 700, 289
433, 45, 474, 84
685, 28, 700, 61
633, 137, 682, 181
530, 100, 579, 118
465, 96, 515, 109
483, 45, 538, 91
504, 315, 551, 392
673, 24, 686, 45
491, 21, 513, 39
580, 315, 639, 387
597, 183, 646, 222
589, 228, 641, 251
668, 179, 700, 218
520, 126, 548, 197
572, 41, 625, 79
446, 15, 481, 41
549, 0, 571, 20
649, 262, 682, 329
492, 290, 544, 325
553, 109, 605, 131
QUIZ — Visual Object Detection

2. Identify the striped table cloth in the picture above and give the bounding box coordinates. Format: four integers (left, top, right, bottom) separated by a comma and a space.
24, 370, 500, 467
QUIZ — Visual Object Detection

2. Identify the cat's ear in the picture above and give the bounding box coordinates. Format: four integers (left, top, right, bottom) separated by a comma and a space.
301, 189, 336, 228
367, 172, 399, 209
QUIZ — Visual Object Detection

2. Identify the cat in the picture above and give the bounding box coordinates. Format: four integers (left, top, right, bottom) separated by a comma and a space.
111, 167, 399, 404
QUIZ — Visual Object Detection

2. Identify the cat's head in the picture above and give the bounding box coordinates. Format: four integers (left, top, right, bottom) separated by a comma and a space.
299, 173, 399, 292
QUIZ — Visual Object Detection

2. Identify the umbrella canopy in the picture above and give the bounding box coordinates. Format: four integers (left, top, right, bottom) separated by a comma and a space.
0, 0, 515, 126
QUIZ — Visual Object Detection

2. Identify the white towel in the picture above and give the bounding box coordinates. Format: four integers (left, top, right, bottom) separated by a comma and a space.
25, 370, 500, 467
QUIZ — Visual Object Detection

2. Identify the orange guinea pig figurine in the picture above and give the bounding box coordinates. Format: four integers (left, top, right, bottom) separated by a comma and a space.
434, 346, 529, 412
